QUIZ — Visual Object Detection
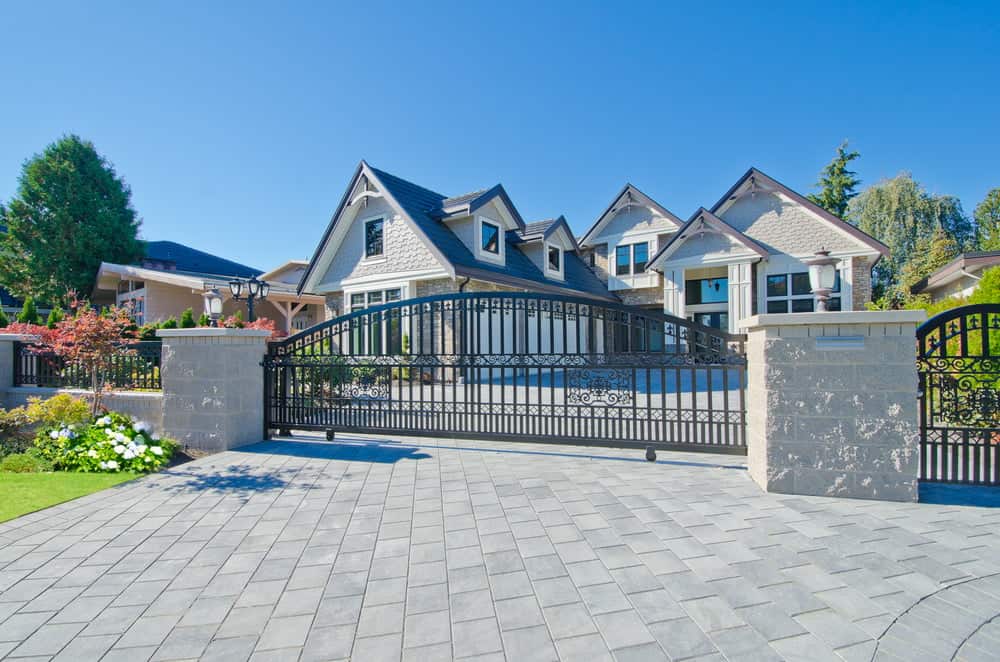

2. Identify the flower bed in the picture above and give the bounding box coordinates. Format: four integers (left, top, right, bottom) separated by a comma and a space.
38, 412, 175, 472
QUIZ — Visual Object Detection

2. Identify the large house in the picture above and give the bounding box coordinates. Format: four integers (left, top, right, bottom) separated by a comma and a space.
94, 241, 325, 332
299, 162, 889, 332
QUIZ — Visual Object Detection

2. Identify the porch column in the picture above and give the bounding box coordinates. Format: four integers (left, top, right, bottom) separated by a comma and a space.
744, 310, 924, 501
662, 267, 685, 319
727, 262, 753, 333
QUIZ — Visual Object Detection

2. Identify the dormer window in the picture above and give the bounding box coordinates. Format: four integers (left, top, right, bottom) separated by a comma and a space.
481, 222, 500, 254
545, 242, 564, 280
475, 217, 505, 264
547, 245, 561, 271
364, 218, 384, 259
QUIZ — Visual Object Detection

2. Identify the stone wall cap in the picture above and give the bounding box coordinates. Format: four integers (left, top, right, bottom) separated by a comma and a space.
0, 333, 40, 342
156, 328, 271, 338
741, 310, 926, 329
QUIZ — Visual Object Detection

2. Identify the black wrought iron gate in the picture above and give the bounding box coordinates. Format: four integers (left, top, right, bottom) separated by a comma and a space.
264, 292, 747, 453
917, 304, 1000, 485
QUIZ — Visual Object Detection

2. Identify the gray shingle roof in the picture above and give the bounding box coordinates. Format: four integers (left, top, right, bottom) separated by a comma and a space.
369, 166, 614, 301
140, 241, 262, 279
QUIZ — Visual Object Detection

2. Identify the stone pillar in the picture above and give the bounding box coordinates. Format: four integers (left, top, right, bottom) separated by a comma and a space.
0, 334, 17, 407
743, 311, 925, 502
157, 328, 270, 452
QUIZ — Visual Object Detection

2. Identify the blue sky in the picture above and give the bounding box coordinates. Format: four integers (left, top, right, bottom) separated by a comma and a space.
1, 1, 998, 270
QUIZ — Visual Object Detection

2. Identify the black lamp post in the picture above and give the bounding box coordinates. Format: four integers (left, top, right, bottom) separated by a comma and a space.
229, 276, 270, 322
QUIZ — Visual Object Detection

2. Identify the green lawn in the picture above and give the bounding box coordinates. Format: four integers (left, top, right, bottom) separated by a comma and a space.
0, 472, 140, 523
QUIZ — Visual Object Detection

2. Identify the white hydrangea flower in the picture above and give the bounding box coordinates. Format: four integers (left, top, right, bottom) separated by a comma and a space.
105, 428, 116, 436
133, 421, 148, 433
151, 433, 161, 441
99, 461, 107, 469
87, 449, 98, 458
97, 416, 112, 426
114, 444, 126, 455
123, 449, 135, 460
135, 444, 147, 455
151, 446, 163, 456
49, 430, 59, 439
106, 460, 119, 470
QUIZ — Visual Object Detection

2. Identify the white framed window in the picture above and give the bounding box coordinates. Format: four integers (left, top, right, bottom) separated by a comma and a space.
765, 271, 841, 313
346, 287, 405, 355
545, 242, 564, 280
363, 217, 385, 260
614, 242, 649, 276
475, 217, 505, 264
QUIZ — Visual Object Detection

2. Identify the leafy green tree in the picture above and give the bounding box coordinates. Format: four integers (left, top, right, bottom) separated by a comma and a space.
0, 309, 8, 328
180, 307, 196, 328
0, 135, 144, 304
807, 141, 861, 218
46, 307, 64, 329
16, 296, 41, 325
848, 173, 974, 299
898, 226, 961, 297
974, 188, 1000, 250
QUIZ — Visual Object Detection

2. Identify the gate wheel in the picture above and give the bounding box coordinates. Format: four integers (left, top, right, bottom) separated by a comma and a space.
326, 430, 335, 441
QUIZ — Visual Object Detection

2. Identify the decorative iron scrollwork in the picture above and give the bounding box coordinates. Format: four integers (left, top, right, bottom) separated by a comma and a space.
567, 368, 633, 406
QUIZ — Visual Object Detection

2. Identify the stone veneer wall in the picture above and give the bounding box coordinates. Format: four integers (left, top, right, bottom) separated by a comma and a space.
745, 311, 925, 502
851, 256, 874, 309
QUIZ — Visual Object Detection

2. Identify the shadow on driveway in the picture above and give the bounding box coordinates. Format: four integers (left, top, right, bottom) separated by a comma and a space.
248, 435, 746, 472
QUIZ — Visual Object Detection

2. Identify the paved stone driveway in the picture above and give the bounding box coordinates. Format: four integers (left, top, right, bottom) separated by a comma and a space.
1, 435, 999, 662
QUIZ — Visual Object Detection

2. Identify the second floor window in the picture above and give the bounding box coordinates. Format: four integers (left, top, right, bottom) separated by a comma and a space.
365, 219, 384, 258
615, 242, 648, 276
481, 221, 500, 254
547, 245, 561, 272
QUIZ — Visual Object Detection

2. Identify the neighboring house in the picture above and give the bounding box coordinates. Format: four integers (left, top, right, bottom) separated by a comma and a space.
94, 241, 324, 332
299, 162, 888, 334
912, 251, 1000, 302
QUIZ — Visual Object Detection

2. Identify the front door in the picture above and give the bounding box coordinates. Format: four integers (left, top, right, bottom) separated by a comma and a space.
690, 312, 728, 330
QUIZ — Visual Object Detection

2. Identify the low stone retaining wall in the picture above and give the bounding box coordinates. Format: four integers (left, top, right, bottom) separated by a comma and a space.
1, 386, 164, 431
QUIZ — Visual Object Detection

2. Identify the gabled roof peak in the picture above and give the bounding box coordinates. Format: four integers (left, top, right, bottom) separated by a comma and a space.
579, 182, 684, 247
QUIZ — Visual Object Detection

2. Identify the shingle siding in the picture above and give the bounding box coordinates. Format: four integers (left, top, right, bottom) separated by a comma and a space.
317, 196, 443, 286
720, 192, 861, 256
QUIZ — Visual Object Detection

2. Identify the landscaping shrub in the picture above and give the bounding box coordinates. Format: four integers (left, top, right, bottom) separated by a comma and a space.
37, 411, 175, 472
138, 323, 160, 340
0, 407, 34, 456
160, 317, 178, 330
180, 308, 196, 328
25, 394, 90, 429
17, 297, 41, 325
198, 312, 211, 327
0, 308, 8, 327
46, 307, 64, 329
1, 449, 53, 473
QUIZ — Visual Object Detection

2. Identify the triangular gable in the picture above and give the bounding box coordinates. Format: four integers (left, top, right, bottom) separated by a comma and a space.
517, 216, 579, 251
579, 183, 683, 247
710, 168, 889, 256
298, 161, 455, 294
648, 208, 767, 270
432, 183, 526, 230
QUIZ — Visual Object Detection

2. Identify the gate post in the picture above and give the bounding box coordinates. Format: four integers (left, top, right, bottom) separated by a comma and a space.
157, 328, 270, 453
743, 311, 925, 502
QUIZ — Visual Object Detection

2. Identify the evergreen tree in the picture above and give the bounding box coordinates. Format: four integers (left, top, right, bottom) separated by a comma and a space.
159, 317, 178, 330
807, 141, 861, 218
180, 307, 197, 328
16, 296, 41, 325
0, 135, 144, 304
198, 312, 211, 327
46, 307, 65, 330
974, 188, 1000, 250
